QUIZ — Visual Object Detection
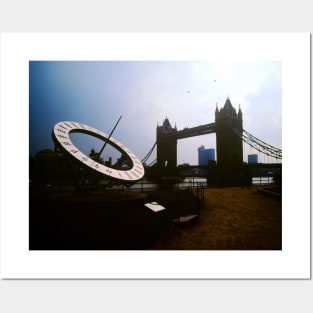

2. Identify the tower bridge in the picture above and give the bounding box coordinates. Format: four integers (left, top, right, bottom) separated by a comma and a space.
156, 97, 244, 169
142, 97, 282, 185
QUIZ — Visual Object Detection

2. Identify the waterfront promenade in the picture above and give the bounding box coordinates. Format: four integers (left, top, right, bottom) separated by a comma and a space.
151, 186, 282, 250
30, 185, 281, 250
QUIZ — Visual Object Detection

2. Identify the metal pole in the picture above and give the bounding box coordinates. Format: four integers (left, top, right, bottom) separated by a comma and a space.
98, 115, 122, 157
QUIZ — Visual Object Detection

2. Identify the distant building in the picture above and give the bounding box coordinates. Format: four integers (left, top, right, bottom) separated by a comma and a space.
248, 154, 258, 164
198, 145, 215, 166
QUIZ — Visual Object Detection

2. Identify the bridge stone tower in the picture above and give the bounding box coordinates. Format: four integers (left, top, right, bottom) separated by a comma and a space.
156, 117, 177, 168
215, 97, 243, 170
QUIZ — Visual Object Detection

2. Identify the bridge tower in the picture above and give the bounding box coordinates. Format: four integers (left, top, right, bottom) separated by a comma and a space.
156, 117, 177, 168
215, 97, 243, 170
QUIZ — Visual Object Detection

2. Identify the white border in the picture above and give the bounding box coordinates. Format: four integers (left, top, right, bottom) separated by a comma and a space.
0, 33, 310, 279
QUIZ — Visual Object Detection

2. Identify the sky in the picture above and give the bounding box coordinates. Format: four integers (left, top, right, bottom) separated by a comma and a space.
29, 61, 282, 165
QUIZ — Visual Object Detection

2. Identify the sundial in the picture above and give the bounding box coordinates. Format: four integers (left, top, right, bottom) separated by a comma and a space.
52, 119, 145, 186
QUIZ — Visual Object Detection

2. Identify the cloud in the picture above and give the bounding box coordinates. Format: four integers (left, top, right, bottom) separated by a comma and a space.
29, 60, 282, 165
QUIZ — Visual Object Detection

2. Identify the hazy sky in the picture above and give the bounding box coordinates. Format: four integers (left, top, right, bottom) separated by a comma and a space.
29, 61, 282, 165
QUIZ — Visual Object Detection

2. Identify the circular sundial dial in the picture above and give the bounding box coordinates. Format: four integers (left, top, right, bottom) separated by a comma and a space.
52, 121, 145, 186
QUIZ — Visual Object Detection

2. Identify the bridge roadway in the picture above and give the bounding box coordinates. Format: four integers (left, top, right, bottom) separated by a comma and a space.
160, 122, 216, 139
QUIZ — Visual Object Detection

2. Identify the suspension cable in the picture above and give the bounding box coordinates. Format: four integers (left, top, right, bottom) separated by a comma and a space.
141, 142, 157, 163
233, 128, 282, 159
